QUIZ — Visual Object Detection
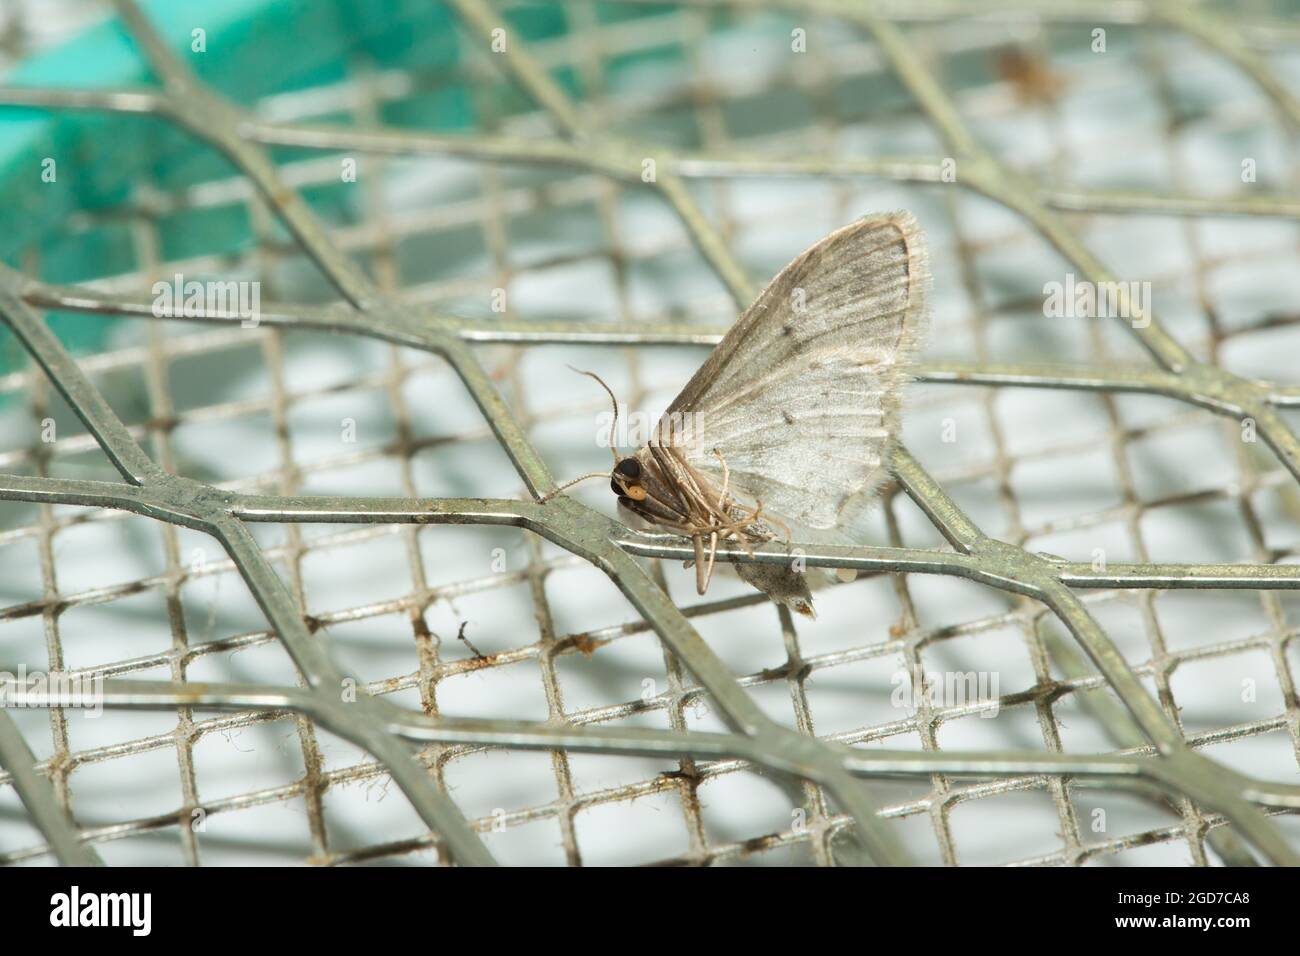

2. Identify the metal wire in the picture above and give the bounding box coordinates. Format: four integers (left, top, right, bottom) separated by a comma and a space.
0, 0, 1298, 865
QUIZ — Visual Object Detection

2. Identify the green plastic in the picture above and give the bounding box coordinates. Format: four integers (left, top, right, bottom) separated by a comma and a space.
0, 0, 600, 374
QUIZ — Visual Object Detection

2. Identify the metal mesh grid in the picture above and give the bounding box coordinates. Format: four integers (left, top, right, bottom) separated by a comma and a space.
0, 0, 1298, 866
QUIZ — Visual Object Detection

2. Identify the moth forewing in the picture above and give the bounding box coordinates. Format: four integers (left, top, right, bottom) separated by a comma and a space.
639, 210, 931, 615
591, 213, 928, 614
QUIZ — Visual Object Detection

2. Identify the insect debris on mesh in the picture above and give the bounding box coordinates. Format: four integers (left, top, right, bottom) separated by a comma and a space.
544, 212, 931, 618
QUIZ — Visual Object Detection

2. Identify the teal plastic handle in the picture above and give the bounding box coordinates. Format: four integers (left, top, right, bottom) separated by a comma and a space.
0, 0, 578, 370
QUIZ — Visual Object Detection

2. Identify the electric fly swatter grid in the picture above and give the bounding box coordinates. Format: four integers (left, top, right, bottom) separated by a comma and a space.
0, 0, 1298, 866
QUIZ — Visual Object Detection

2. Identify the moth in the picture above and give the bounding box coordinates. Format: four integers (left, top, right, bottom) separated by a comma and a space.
552, 212, 930, 617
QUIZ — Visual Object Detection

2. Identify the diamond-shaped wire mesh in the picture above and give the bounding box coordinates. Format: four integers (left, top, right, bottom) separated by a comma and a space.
0, 0, 1299, 866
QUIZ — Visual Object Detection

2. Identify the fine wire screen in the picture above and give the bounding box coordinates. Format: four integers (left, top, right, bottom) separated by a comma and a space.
0, 0, 1298, 867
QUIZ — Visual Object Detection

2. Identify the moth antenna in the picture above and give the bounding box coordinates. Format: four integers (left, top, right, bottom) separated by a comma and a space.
539, 470, 614, 503
568, 365, 622, 465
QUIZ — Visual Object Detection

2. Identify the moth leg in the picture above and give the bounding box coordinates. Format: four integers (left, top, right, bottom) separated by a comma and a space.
669, 450, 725, 523
701, 530, 719, 593
752, 501, 794, 546
692, 534, 708, 595
711, 448, 732, 513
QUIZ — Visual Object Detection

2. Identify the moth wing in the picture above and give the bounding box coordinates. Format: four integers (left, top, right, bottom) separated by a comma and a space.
659, 211, 929, 534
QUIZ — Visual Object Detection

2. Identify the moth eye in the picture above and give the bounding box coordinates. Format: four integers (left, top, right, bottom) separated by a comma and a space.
615, 458, 642, 479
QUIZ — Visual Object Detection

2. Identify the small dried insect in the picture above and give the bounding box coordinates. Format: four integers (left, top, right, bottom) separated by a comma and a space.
995, 46, 1067, 105
548, 212, 930, 617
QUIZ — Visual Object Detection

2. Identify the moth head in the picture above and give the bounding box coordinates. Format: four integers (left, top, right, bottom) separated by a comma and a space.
610, 457, 647, 501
